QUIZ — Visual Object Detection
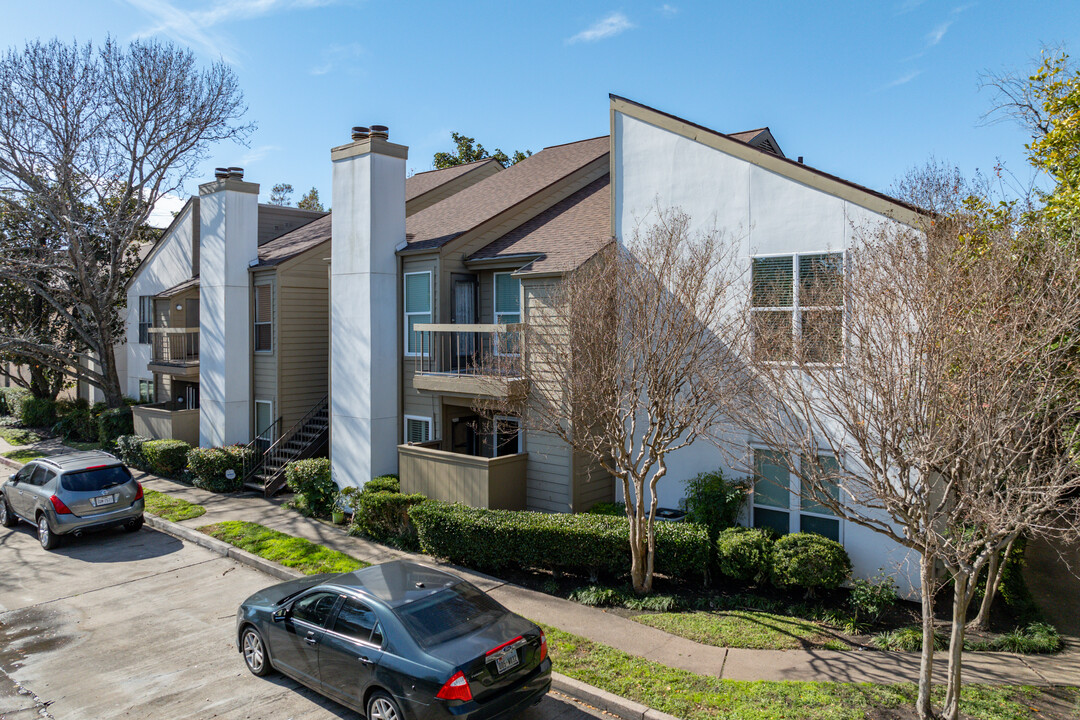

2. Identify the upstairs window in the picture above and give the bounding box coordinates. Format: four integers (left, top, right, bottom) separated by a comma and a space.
404, 271, 432, 356
138, 296, 153, 344
493, 273, 521, 325
254, 284, 273, 352
751, 253, 843, 363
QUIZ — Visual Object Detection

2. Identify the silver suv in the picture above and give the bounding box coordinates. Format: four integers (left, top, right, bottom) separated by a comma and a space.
0, 451, 145, 550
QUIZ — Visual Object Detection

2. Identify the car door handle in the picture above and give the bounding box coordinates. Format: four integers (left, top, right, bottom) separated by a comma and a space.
305, 633, 318, 646
357, 655, 373, 665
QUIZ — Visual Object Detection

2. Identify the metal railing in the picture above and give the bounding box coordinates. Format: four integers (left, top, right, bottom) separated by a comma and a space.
242, 394, 330, 494
148, 327, 200, 365
240, 416, 282, 485
412, 323, 522, 378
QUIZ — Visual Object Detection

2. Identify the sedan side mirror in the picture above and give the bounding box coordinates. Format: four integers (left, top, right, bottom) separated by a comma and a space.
272, 606, 290, 623
8, 473, 16, 483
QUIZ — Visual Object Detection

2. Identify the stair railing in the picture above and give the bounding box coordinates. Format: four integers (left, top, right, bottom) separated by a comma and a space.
240, 416, 282, 483
242, 394, 329, 490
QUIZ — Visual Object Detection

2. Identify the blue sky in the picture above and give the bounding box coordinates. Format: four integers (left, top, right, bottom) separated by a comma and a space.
3, 1, 1078, 213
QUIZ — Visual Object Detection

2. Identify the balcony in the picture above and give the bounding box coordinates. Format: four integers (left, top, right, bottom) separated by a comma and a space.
132, 402, 199, 446
147, 327, 199, 377
411, 324, 526, 398
398, 442, 528, 510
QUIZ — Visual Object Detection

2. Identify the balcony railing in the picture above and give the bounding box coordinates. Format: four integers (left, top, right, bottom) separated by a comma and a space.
148, 327, 199, 366
411, 323, 525, 397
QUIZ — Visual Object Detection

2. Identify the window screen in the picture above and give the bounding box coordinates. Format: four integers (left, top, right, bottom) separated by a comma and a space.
404, 272, 432, 355
254, 284, 272, 352
405, 417, 430, 444
494, 273, 520, 324
138, 296, 153, 344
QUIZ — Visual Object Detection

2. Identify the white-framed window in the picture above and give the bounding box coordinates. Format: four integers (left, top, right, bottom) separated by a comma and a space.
138, 378, 155, 404
493, 272, 521, 355
751, 253, 843, 363
404, 415, 431, 444
255, 400, 275, 442
138, 296, 153, 344
254, 283, 273, 352
751, 448, 842, 543
492, 415, 521, 457
404, 271, 432, 357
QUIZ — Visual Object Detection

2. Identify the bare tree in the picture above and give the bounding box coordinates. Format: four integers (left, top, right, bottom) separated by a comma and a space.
269, 183, 294, 206
0, 38, 252, 406
486, 209, 749, 593
734, 168, 1080, 720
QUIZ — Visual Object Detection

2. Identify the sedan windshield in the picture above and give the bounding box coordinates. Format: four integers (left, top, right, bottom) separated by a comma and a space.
61, 466, 132, 492
393, 582, 505, 648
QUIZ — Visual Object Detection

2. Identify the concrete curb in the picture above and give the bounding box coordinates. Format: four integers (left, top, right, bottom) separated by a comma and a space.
143, 513, 675, 720
0, 455, 22, 472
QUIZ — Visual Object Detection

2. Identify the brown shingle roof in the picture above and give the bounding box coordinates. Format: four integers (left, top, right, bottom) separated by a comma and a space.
155, 275, 200, 298
467, 175, 611, 274
255, 213, 331, 267
405, 159, 501, 202
404, 136, 610, 252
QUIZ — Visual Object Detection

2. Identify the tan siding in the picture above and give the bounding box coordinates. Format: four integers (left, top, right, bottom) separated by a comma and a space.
252, 273, 278, 420
276, 249, 330, 430
572, 449, 614, 510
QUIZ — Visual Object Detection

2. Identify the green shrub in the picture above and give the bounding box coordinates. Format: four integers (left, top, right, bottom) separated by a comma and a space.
142, 439, 191, 478
986, 622, 1061, 654
97, 407, 134, 449
871, 626, 946, 652
362, 475, 400, 494
53, 407, 98, 443
569, 585, 624, 607
409, 502, 710, 581
187, 445, 253, 493
350, 491, 427, 549
20, 397, 56, 428
680, 469, 749, 537
116, 434, 151, 469
585, 502, 625, 517
0, 387, 30, 417
770, 533, 852, 593
848, 573, 899, 625
716, 527, 775, 584
284, 458, 335, 517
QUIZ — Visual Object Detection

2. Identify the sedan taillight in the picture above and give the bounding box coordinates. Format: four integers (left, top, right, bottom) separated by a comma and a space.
435, 671, 473, 702
50, 495, 72, 515
539, 630, 548, 662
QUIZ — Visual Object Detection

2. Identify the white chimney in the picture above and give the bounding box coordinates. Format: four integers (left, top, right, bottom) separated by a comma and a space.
198, 168, 258, 447
330, 126, 407, 488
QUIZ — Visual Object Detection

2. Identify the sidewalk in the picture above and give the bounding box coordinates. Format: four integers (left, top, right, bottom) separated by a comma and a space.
138, 473, 1080, 688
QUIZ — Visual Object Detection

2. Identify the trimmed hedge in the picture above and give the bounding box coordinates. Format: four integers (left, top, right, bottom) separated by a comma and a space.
770, 532, 852, 592
187, 445, 253, 493
97, 406, 134, 449
350, 491, 428, 549
408, 502, 710, 581
285, 458, 335, 517
142, 439, 191, 478
21, 397, 57, 428
716, 527, 775, 584
0, 387, 30, 417
363, 475, 400, 494
116, 434, 151, 469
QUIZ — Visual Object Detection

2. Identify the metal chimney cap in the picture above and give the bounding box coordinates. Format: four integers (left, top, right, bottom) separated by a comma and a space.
369, 124, 389, 139
214, 167, 230, 179
227, 166, 244, 178
351, 126, 370, 140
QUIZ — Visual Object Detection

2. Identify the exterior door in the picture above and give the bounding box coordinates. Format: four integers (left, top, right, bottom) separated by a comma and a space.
267, 591, 339, 688
318, 597, 384, 707
450, 274, 478, 370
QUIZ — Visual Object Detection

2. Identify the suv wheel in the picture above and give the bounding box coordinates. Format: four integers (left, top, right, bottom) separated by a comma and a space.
37, 514, 60, 550
124, 516, 144, 533
0, 496, 15, 528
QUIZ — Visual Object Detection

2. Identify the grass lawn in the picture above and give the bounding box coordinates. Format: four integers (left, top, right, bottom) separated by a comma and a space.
2, 448, 45, 462
200, 521, 367, 575
635, 610, 850, 650
0, 426, 41, 446
544, 624, 1072, 720
143, 490, 206, 523
65, 440, 102, 451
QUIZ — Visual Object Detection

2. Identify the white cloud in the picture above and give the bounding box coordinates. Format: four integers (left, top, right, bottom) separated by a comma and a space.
896, 0, 927, 13
884, 69, 922, 89
925, 19, 953, 46
122, 0, 340, 64
567, 12, 634, 44
658, 4, 678, 15
240, 144, 280, 166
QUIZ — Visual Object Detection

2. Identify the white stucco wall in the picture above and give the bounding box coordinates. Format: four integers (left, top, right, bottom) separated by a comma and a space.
125, 201, 196, 399
330, 142, 406, 489
613, 110, 920, 596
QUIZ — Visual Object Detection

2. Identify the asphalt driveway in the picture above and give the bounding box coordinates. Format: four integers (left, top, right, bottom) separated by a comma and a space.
0, 523, 603, 720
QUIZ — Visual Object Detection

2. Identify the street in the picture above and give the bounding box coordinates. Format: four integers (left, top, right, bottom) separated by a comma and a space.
0, 523, 606, 720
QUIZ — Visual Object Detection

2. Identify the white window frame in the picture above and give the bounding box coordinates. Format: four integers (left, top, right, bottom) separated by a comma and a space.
750, 251, 844, 365
254, 283, 274, 353
255, 399, 275, 441
493, 272, 521, 357
138, 378, 155, 404
404, 415, 432, 444
749, 445, 844, 544
492, 415, 522, 455
138, 296, 153, 344
403, 271, 432, 358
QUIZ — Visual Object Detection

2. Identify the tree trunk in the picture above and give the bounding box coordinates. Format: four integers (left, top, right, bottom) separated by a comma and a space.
969, 535, 1016, 631
629, 511, 649, 593
942, 570, 973, 720
916, 552, 938, 720
95, 344, 125, 408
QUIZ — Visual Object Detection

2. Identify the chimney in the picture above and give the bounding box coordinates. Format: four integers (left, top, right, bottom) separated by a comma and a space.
330, 124, 408, 488
198, 167, 259, 447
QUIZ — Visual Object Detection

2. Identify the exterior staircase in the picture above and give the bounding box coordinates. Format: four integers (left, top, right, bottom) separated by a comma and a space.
241, 394, 329, 496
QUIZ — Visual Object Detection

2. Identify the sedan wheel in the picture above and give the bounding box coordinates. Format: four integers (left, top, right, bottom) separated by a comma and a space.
242, 627, 271, 677
38, 515, 59, 550
367, 692, 402, 720
0, 497, 15, 528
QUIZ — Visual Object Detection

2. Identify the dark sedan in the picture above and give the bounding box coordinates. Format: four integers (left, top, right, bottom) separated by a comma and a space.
236, 560, 551, 720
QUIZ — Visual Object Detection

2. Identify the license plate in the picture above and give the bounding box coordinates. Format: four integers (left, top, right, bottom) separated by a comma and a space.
91, 494, 117, 507
494, 649, 520, 674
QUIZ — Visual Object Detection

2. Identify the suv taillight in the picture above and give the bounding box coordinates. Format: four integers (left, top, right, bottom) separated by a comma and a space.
50, 495, 72, 515
435, 671, 473, 702
134, 482, 144, 501
539, 631, 548, 662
